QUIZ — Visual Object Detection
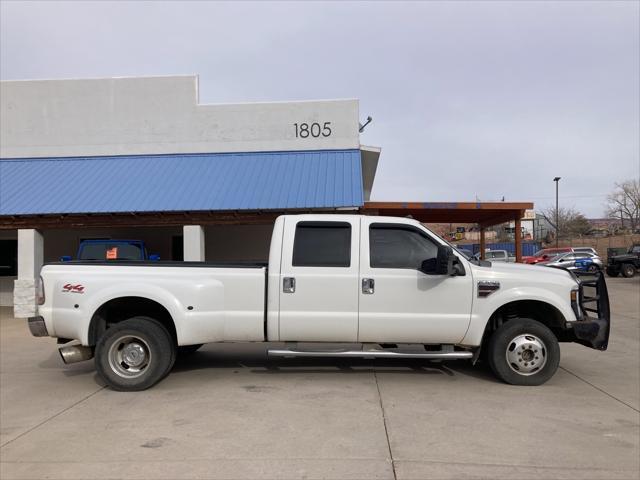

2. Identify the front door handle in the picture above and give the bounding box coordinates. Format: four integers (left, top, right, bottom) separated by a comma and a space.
362, 278, 375, 294
283, 277, 296, 293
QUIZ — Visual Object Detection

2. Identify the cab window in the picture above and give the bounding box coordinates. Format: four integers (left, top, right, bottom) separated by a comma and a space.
370, 224, 438, 269
292, 222, 351, 267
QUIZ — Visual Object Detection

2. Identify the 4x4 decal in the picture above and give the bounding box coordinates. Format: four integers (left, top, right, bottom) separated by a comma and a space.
62, 284, 85, 293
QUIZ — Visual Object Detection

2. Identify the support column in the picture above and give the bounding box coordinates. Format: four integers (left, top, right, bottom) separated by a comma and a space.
515, 217, 522, 263
479, 227, 486, 260
14, 229, 44, 318
183, 225, 205, 261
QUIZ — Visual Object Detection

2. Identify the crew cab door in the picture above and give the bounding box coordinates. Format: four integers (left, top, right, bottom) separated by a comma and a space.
358, 218, 473, 344
278, 216, 360, 341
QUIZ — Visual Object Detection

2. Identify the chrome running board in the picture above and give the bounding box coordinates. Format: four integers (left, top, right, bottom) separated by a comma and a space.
267, 348, 472, 360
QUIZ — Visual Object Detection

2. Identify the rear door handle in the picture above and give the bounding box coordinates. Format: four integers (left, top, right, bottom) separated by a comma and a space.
362, 278, 375, 294
283, 277, 296, 293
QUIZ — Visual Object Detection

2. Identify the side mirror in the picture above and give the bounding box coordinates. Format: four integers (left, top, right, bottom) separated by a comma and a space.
60, 255, 72, 262
421, 245, 456, 275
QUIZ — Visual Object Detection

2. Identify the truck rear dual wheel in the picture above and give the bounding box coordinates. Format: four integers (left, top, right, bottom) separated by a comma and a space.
95, 317, 176, 391
487, 318, 560, 386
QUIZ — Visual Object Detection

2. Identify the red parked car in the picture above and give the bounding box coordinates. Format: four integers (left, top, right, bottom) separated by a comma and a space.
522, 247, 573, 264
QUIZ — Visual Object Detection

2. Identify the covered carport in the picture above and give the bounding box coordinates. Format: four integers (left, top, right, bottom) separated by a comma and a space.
362, 201, 534, 262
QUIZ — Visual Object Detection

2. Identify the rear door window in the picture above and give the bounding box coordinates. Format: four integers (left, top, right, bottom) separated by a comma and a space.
292, 222, 351, 267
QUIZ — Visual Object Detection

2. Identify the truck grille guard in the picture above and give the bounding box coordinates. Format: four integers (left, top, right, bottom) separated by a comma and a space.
569, 269, 611, 351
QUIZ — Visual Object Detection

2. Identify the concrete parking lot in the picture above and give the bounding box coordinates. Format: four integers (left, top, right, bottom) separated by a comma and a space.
1, 277, 638, 480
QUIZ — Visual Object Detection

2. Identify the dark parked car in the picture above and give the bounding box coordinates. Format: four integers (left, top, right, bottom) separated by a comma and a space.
606, 244, 640, 278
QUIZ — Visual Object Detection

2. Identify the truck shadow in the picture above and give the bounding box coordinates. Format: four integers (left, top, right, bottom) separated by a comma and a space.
173, 353, 453, 375
41, 344, 500, 384
170, 347, 500, 383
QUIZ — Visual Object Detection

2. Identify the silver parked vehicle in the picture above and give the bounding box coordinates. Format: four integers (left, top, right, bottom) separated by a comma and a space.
572, 247, 599, 256
472, 250, 515, 263
539, 252, 603, 273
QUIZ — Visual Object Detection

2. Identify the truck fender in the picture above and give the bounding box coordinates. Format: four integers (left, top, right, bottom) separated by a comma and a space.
461, 286, 575, 347
81, 283, 185, 346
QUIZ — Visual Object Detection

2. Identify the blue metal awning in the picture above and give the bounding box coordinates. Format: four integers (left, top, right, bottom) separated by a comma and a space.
0, 150, 363, 215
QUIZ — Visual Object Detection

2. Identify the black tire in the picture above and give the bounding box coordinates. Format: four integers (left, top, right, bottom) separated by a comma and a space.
587, 264, 599, 274
621, 264, 636, 278
606, 267, 619, 277
132, 317, 177, 379
95, 316, 176, 391
177, 344, 203, 356
487, 318, 560, 386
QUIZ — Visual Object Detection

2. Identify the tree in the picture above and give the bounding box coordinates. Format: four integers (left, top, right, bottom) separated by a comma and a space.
541, 207, 591, 239
606, 180, 640, 232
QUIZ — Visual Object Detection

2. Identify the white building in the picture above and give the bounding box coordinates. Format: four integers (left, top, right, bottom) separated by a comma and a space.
0, 75, 380, 313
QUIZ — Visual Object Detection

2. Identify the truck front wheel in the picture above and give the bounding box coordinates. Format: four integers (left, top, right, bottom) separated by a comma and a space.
95, 317, 176, 391
621, 264, 636, 278
487, 318, 560, 386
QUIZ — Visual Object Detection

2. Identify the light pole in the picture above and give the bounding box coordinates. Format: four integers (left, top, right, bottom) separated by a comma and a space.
553, 177, 561, 247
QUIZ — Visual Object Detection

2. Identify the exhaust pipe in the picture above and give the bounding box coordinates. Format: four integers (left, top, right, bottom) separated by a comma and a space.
58, 343, 94, 364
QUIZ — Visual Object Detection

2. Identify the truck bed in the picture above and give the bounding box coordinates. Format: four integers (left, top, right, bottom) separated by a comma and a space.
40, 261, 268, 346
47, 260, 269, 268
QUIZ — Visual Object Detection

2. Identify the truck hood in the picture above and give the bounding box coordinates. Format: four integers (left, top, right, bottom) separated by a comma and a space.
471, 260, 577, 287
488, 261, 568, 276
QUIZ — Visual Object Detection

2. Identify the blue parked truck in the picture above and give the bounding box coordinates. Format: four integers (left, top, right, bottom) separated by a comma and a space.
62, 239, 160, 262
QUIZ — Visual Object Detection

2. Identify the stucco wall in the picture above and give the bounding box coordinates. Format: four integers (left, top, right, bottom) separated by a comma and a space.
1, 75, 360, 158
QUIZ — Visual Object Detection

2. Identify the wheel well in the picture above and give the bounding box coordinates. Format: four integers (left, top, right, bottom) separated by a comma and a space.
483, 300, 567, 344
88, 297, 177, 346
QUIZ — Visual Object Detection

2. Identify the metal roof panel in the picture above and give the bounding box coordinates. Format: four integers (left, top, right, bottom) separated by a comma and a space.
0, 150, 364, 215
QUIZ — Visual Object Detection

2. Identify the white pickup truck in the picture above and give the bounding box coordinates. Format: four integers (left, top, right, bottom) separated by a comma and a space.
28, 214, 610, 391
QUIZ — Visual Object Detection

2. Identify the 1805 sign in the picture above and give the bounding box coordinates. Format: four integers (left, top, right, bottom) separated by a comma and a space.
294, 122, 332, 138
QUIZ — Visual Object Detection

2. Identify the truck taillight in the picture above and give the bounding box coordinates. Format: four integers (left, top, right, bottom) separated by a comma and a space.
37, 276, 45, 305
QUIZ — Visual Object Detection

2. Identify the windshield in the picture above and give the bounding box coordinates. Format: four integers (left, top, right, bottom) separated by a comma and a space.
418, 224, 479, 263
454, 247, 473, 260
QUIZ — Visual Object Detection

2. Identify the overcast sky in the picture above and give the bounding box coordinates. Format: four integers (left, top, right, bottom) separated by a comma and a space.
1, 1, 638, 217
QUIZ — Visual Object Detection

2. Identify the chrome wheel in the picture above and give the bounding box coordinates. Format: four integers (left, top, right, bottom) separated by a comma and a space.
505, 334, 547, 376
108, 335, 152, 378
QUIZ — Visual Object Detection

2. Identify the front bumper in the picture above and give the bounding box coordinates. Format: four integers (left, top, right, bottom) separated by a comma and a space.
28, 316, 49, 337
566, 271, 610, 350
